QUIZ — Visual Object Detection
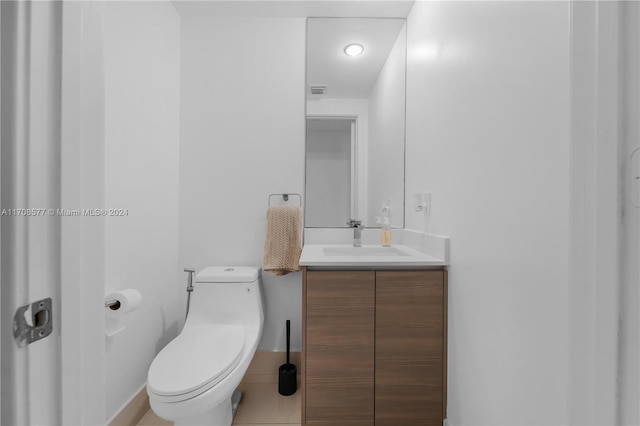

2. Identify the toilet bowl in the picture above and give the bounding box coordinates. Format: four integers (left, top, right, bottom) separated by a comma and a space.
147, 266, 265, 426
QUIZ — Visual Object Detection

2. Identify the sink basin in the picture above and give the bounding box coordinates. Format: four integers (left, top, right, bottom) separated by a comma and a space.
323, 246, 410, 257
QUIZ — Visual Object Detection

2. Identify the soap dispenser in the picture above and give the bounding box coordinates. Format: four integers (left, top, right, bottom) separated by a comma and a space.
379, 201, 392, 247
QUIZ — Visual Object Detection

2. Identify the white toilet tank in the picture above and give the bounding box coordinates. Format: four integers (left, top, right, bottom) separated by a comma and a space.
186, 266, 264, 327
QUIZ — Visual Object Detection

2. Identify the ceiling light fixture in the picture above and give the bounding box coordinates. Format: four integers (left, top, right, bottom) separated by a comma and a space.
344, 43, 364, 57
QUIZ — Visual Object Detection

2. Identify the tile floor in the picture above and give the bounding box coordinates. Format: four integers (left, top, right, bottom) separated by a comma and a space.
137, 382, 301, 426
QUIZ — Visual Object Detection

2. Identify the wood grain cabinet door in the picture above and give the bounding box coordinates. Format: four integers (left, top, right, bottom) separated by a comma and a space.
375, 270, 445, 426
305, 271, 375, 426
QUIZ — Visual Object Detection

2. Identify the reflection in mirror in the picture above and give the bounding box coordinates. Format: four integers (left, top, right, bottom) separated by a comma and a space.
305, 118, 355, 227
305, 18, 406, 228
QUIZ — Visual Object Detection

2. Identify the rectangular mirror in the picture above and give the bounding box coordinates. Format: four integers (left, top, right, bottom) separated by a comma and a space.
305, 18, 407, 228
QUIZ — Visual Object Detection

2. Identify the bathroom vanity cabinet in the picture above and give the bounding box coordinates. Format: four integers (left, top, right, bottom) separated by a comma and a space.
301, 268, 448, 426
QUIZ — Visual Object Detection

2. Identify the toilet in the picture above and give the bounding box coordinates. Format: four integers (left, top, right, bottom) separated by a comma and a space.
147, 266, 265, 426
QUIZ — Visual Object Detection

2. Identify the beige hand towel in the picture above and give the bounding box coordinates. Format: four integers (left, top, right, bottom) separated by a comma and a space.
263, 205, 303, 276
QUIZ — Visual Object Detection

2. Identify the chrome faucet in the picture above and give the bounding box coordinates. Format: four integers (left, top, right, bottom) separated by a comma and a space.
347, 219, 364, 247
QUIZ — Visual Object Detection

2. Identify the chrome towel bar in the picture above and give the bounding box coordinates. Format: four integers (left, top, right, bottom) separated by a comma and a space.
268, 193, 302, 207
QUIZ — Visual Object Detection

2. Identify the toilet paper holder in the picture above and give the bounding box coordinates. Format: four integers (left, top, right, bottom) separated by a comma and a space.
104, 289, 142, 337
105, 299, 121, 310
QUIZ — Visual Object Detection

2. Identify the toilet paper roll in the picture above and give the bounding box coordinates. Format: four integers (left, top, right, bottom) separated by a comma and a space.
105, 289, 142, 318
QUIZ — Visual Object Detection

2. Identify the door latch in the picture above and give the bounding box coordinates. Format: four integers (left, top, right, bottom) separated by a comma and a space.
13, 298, 53, 347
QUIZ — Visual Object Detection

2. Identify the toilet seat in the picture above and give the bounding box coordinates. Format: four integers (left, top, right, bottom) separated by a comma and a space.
147, 324, 245, 403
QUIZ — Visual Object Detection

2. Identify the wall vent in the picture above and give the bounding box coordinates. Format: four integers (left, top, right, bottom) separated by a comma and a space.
310, 86, 326, 95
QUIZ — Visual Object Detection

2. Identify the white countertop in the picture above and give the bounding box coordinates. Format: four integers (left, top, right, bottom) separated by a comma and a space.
299, 244, 448, 269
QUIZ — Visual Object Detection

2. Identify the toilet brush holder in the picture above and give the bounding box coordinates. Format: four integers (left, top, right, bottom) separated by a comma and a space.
278, 320, 297, 396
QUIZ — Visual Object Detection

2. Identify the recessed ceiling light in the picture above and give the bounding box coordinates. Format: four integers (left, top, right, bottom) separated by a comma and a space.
344, 43, 364, 57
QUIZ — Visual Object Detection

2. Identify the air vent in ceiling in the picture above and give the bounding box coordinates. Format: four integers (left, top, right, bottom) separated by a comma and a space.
310, 86, 326, 95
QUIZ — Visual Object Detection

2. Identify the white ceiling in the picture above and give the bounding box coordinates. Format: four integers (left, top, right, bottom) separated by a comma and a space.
172, 1, 414, 18
172, 1, 410, 99
306, 18, 405, 99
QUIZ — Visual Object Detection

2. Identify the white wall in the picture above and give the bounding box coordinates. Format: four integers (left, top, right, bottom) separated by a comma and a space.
180, 16, 305, 352
307, 97, 369, 225
404, 2, 570, 424
306, 119, 352, 227
367, 23, 406, 229
102, 2, 181, 421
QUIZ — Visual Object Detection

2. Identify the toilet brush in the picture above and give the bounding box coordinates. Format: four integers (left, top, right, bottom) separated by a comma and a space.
278, 320, 297, 396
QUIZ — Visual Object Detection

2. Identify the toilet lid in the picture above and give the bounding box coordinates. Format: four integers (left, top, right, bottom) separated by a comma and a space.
147, 324, 245, 401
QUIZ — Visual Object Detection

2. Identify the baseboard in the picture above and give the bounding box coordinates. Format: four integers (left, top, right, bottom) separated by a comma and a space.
107, 384, 149, 426
241, 350, 301, 384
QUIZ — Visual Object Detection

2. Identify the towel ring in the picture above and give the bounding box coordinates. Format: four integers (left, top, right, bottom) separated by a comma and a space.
268, 193, 302, 207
